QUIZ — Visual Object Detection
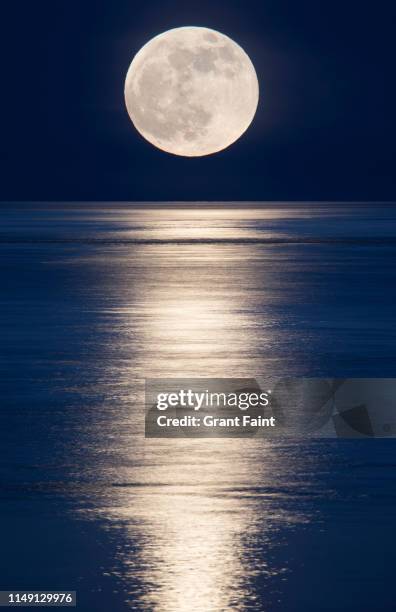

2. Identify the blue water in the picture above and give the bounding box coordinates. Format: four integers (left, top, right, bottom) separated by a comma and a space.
0, 203, 395, 611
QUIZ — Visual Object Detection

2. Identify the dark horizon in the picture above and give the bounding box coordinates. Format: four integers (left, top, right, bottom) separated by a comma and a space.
3, 200, 396, 207
1, 0, 396, 203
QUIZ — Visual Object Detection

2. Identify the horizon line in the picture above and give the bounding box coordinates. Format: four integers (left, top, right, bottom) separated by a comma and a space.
2, 200, 396, 206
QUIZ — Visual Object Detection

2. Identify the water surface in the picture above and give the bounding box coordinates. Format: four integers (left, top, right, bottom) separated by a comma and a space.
0, 203, 395, 611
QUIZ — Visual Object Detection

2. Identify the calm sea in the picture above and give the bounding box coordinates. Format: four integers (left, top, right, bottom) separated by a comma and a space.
0, 203, 395, 611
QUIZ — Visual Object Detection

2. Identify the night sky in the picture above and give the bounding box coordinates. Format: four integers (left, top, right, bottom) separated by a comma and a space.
1, 0, 396, 202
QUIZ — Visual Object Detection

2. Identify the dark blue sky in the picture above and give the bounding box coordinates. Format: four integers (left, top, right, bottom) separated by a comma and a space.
1, 0, 396, 202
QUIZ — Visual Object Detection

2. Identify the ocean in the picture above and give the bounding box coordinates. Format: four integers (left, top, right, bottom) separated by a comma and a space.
0, 202, 395, 611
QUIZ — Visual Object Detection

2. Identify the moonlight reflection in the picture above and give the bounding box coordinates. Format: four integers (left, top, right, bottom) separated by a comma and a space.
124, 27, 259, 156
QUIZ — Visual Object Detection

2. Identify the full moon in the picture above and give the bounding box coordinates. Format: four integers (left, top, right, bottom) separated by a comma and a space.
124, 26, 259, 156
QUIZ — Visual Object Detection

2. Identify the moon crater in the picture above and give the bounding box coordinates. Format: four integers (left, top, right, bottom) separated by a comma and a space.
124, 27, 259, 156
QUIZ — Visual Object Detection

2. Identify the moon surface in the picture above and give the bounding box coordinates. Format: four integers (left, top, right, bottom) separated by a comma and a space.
124, 26, 259, 156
